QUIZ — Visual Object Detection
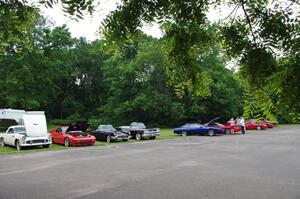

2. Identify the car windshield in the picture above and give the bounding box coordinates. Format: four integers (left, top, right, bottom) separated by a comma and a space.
131, 123, 146, 129
99, 125, 114, 130
14, 127, 26, 134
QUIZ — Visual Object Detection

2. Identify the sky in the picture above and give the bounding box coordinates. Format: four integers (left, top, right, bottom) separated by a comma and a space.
38, 0, 298, 41
38, 0, 235, 41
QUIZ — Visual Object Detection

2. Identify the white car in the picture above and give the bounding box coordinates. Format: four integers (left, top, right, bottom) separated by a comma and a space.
0, 112, 52, 150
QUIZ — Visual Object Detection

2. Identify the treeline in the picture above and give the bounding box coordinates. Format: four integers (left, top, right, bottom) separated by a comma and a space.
0, 14, 242, 127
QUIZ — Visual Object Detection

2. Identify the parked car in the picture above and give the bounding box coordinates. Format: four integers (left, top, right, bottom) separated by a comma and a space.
49, 121, 95, 147
0, 111, 52, 150
245, 121, 268, 130
119, 122, 160, 141
173, 123, 223, 136
205, 117, 240, 135
90, 125, 131, 143
258, 118, 278, 126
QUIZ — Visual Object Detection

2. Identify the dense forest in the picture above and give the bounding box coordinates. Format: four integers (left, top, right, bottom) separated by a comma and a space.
0, 0, 299, 126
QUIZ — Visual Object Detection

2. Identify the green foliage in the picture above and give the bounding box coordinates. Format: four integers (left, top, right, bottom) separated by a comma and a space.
220, 0, 299, 121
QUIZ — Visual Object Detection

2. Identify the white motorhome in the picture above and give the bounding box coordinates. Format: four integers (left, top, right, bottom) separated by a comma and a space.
0, 111, 52, 150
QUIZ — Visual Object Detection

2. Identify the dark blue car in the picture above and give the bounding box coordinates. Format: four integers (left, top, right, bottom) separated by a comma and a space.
173, 123, 223, 136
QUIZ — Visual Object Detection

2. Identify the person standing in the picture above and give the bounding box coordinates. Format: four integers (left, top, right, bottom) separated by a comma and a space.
228, 118, 235, 134
240, 117, 246, 134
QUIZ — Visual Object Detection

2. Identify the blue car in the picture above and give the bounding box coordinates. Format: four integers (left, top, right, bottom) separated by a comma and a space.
173, 123, 223, 136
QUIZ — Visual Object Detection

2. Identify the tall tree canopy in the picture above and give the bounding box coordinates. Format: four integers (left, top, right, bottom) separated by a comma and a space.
102, 0, 299, 121
1, 0, 299, 124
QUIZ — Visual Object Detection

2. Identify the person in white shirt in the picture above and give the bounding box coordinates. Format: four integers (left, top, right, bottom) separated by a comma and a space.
240, 117, 246, 134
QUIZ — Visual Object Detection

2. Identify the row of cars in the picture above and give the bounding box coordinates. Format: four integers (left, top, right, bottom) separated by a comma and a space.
0, 109, 277, 150
49, 122, 160, 147
173, 117, 278, 136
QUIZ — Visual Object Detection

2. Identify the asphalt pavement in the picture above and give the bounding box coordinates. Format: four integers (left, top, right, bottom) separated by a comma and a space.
0, 126, 300, 199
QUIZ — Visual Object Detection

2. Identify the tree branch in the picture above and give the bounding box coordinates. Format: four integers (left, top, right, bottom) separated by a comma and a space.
240, 0, 257, 45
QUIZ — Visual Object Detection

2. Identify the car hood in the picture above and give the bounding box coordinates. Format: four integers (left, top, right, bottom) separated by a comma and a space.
66, 121, 89, 132
23, 113, 48, 137
67, 132, 91, 138
205, 117, 221, 125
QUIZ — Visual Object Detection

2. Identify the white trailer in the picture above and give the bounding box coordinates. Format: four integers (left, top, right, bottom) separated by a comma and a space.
0, 109, 26, 124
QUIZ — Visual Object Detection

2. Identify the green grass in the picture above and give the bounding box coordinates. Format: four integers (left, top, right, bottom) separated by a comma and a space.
0, 127, 176, 155
278, 124, 300, 127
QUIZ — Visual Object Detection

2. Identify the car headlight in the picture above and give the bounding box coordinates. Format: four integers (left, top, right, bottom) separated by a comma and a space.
21, 136, 26, 141
48, 135, 52, 141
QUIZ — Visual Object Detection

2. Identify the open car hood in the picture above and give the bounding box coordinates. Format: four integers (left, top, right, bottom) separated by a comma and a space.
205, 117, 222, 125
66, 121, 90, 132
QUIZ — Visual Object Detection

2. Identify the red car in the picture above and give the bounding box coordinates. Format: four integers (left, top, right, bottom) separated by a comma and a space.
245, 121, 268, 130
49, 122, 96, 147
260, 121, 274, 128
211, 122, 240, 135
205, 117, 240, 135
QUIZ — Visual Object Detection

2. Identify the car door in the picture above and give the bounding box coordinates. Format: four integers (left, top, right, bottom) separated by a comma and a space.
246, 122, 254, 129
192, 124, 205, 134
92, 131, 102, 141
5, 128, 15, 146
53, 127, 64, 144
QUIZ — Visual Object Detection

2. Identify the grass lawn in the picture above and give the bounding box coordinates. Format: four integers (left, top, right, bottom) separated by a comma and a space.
0, 126, 176, 155
278, 124, 300, 127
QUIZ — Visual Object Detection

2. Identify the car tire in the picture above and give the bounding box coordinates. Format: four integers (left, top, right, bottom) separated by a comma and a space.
64, 138, 70, 147
208, 129, 215, 136
106, 135, 111, 143
181, 131, 187, 136
256, 126, 262, 130
136, 133, 142, 141
149, 136, 156, 139
43, 144, 49, 148
225, 129, 231, 135
0, 138, 4, 147
16, 140, 22, 151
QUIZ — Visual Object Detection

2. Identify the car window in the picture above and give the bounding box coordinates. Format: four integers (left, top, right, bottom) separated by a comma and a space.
98, 125, 114, 131
56, 128, 62, 133
14, 127, 26, 134
131, 122, 146, 129
7, 128, 14, 134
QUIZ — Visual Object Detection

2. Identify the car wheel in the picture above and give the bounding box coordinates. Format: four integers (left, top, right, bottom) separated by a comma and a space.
0, 138, 4, 147
64, 138, 70, 147
208, 129, 215, 136
181, 131, 187, 136
256, 126, 262, 130
136, 133, 142, 141
106, 135, 111, 143
43, 144, 49, 148
16, 140, 22, 151
225, 129, 231, 135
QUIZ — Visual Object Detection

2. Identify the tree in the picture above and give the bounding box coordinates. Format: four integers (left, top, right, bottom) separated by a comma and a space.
220, 0, 299, 121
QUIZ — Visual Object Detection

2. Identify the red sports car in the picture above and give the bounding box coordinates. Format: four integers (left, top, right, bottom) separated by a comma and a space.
245, 121, 268, 130
211, 122, 240, 135
205, 117, 240, 135
260, 121, 274, 128
49, 122, 96, 147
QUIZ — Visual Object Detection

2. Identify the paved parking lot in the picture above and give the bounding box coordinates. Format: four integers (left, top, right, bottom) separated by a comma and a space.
0, 126, 300, 199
